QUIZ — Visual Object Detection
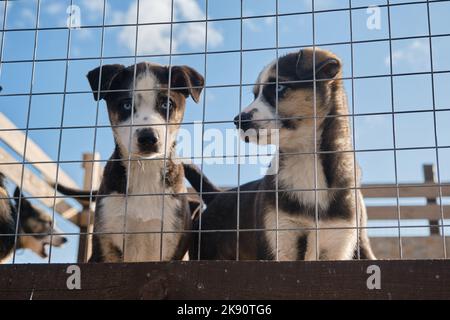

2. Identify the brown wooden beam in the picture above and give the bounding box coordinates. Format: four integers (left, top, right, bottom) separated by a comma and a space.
371, 236, 450, 260
424, 164, 441, 235
0, 147, 74, 216
366, 205, 450, 220
362, 183, 450, 198
188, 184, 450, 199
0, 260, 449, 300
0, 113, 78, 189
77, 152, 102, 263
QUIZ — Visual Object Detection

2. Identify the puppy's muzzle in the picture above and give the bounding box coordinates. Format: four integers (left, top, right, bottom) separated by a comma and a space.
234, 112, 254, 132
137, 128, 159, 154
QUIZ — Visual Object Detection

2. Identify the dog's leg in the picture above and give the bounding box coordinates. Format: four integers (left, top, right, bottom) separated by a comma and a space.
92, 236, 123, 263
304, 234, 316, 261
357, 194, 377, 260
318, 227, 357, 261
277, 229, 303, 261
265, 213, 303, 261
304, 220, 357, 261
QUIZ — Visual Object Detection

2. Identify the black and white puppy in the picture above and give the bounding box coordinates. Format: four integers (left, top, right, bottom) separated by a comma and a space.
0, 174, 67, 263
185, 48, 376, 261
86, 62, 204, 262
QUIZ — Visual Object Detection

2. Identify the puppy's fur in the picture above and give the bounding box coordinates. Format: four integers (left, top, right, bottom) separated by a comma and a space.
185, 48, 376, 261
0, 174, 67, 263
51, 183, 202, 220
86, 62, 204, 262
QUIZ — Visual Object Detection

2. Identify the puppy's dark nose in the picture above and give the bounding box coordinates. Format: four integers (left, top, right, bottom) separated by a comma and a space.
137, 129, 159, 153
234, 112, 253, 131
61, 237, 68, 244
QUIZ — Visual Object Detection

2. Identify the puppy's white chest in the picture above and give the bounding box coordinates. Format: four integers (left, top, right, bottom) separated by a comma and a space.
100, 193, 181, 262
98, 161, 183, 262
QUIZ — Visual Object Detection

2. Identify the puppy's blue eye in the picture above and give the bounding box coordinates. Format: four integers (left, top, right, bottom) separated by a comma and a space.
277, 84, 287, 93
161, 100, 173, 110
121, 99, 133, 110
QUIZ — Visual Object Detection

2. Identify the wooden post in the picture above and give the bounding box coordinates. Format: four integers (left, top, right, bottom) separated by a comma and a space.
77, 153, 102, 263
424, 164, 440, 236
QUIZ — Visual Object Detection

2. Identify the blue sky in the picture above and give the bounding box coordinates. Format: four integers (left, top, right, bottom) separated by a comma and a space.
1, 0, 450, 262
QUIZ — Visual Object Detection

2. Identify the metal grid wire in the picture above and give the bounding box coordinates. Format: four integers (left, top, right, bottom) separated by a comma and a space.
0, 0, 449, 264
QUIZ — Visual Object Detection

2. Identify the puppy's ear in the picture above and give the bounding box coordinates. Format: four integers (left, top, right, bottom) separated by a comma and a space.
86, 64, 125, 101
296, 48, 341, 81
0, 172, 5, 187
171, 66, 205, 103
14, 187, 21, 200
13, 187, 30, 211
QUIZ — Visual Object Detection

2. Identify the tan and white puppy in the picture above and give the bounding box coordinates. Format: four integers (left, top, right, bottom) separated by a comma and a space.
185, 48, 376, 261
86, 62, 204, 262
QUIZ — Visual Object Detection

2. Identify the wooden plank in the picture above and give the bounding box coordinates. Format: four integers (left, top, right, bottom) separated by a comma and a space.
371, 236, 450, 260
0, 147, 73, 215
187, 184, 450, 199
0, 113, 77, 188
77, 152, 102, 263
361, 183, 450, 198
424, 164, 440, 235
0, 260, 449, 300
367, 205, 449, 220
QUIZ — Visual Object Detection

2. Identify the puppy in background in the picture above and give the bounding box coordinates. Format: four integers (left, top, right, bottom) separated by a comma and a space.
0, 173, 67, 263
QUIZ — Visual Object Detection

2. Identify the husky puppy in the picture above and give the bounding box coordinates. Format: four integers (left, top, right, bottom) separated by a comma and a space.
85, 62, 204, 262
184, 48, 376, 261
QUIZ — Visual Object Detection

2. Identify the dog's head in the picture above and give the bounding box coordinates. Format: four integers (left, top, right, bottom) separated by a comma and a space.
87, 62, 204, 159
14, 188, 67, 258
235, 48, 342, 150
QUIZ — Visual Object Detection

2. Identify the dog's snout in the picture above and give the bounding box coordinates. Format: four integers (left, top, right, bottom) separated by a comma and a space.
137, 129, 159, 146
61, 237, 68, 244
234, 112, 253, 131
137, 128, 159, 154
233, 115, 240, 127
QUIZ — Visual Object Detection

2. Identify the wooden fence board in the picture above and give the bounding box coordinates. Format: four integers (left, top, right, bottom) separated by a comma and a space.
0, 147, 72, 215
0, 260, 449, 300
371, 236, 450, 260
0, 113, 77, 188
367, 205, 449, 220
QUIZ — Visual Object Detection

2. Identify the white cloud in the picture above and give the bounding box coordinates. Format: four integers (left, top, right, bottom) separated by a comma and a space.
44, 2, 64, 15
174, 0, 204, 20
81, 0, 106, 15
80, 0, 111, 24
264, 16, 275, 26
385, 40, 430, 70
74, 28, 94, 40
21, 8, 35, 20
304, 0, 341, 11
114, 0, 223, 55
12, 7, 35, 28
243, 16, 274, 34
243, 19, 260, 32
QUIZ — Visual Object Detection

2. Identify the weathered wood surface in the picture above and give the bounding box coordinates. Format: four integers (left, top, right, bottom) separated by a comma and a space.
0, 113, 77, 188
0, 147, 73, 215
0, 260, 449, 300
371, 236, 450, 259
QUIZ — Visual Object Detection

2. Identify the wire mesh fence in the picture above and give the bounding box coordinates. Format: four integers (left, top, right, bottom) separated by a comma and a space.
0, 0, 449, 265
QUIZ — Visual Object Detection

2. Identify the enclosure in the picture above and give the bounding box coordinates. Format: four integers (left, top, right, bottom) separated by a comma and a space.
0, 0, 450, 300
